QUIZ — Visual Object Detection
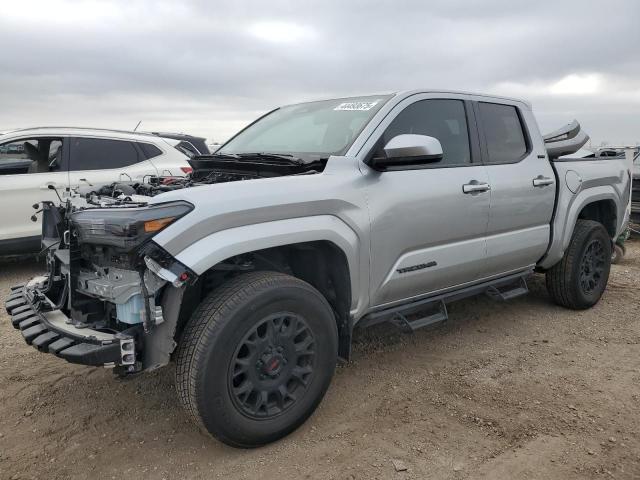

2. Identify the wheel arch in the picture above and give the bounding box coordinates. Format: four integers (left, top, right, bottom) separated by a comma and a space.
172, 216, 361, 360
561, 193, 619, 254
540, 187, 621, 269
576, 198, 617, 238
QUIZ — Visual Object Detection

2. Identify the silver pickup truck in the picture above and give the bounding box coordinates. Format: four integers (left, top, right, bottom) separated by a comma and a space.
5, 90, 633, 448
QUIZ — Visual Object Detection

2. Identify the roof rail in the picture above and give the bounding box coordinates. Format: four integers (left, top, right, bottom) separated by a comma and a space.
0, 126, 158, 138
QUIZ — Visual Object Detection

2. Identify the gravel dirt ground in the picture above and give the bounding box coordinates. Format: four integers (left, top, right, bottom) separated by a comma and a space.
1, 239, 639, 480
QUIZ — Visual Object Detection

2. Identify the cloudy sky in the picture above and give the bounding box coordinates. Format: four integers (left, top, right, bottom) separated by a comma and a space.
1, 0, 639, 146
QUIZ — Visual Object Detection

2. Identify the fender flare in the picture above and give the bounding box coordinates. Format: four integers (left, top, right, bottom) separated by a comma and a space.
173, 215, 362, 310
539, 186, 620, 269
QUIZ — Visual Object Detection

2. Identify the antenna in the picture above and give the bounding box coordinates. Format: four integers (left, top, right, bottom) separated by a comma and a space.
133, 120, 142, 132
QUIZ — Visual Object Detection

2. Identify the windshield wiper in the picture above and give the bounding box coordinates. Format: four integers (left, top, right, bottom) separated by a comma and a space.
208, 152, 241, 160
235, 152, 304, 165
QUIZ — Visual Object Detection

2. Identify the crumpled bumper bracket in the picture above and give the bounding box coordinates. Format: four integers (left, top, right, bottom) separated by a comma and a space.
5, 283, 134, 368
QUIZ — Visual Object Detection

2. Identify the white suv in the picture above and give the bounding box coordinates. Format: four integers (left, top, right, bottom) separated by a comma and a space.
0, 127, 192, 254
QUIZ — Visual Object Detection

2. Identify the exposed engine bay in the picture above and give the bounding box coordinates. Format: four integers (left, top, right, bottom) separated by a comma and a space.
24, 196, 197, 374
79, 155, 325, 205
9, 154, 325, 374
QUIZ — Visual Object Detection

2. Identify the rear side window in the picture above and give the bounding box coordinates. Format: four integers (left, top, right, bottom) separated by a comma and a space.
478, 103, 528, 164
382, 99, 471, 166
174, 141, 199, 158
70, 138, 142, 171
137, 142, 163, 160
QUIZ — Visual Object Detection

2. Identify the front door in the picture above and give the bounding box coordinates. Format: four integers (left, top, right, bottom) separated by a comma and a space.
0, 136, 68, 249
365, 96, 491, 308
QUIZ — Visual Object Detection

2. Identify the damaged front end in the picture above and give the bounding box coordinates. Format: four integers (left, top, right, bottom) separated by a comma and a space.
5, 198, 196, 375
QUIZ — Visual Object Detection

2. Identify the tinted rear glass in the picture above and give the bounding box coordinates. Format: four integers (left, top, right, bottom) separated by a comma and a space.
138, 142, 163, 160
479, 103, 528, 163
70, 138, 142, 171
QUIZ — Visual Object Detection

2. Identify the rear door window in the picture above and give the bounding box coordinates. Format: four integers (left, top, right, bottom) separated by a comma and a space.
478, 103, 528, 164
69, 138, 143, 171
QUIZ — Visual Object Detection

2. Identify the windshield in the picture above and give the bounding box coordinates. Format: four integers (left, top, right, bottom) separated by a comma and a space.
219, 95, 392, 159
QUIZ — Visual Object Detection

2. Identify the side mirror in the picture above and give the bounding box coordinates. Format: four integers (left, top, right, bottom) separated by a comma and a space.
368, 134, 444, 171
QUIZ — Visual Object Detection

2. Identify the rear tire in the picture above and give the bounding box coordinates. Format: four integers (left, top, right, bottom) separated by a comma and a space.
175, 271, 338, 448
545, 220, 612, 310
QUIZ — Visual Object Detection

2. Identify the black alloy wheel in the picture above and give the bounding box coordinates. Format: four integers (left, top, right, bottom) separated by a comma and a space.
229, 312, 316, 419
175, 271, 338, 448
579, 238, 606, 294
545, 219, 612, 310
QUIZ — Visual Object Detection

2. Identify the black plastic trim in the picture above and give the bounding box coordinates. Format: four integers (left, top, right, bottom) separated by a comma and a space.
0, 236, 41, 255
358, 268, 533, 329
5, 285, 128, 367
465, 99, 483, 165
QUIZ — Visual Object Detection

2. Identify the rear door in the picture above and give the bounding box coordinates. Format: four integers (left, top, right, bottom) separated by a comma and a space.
0, 137, 68, 249
67, 137, 158, 189
475, 101, 556, 276
366, 95, 491, 307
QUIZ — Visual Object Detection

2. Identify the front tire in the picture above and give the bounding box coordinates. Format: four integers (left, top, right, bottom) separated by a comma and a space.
545, 220, 612, 310
175, 271, 338, 448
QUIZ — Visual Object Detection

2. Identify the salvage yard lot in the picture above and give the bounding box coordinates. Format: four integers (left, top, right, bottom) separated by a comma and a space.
1, 240, 639, 480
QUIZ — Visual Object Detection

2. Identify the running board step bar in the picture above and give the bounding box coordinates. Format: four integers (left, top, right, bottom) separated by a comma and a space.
389, 300, 448, 333
486, 277, 529, 301
358, 269, 533, 333
358, 298, 449, 332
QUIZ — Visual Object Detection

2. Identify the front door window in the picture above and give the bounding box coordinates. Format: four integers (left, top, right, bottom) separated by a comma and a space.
0, 138, 64, 175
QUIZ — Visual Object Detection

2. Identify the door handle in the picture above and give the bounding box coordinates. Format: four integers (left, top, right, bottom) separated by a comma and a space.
532, 175, 554, 187
462, 181, 491, 194
39, 182, 65, 190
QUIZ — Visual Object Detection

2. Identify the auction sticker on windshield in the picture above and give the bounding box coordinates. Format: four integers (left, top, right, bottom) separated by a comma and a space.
334, 100, 380, 111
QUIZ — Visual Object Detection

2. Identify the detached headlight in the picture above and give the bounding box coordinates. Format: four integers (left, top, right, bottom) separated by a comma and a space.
71, 201, 193, 250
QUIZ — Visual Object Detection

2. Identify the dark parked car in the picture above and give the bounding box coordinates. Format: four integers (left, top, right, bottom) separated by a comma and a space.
150, 132, 210, 158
